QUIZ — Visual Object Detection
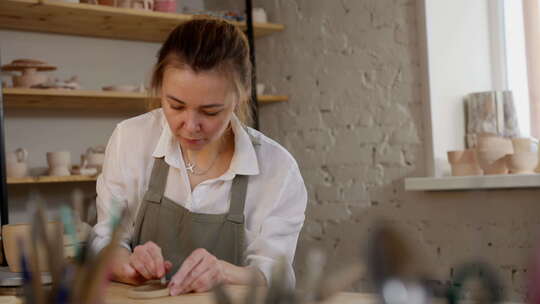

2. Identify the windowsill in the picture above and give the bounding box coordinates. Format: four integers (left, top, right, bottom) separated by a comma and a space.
405, 174, 540, 191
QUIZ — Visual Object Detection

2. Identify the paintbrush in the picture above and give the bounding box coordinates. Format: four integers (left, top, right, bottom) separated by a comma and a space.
243, 268, 261, 304
301, 249, 326, 302
264, 257, 295, 304
28, 201, 46, 304
77, 207, 128, 304
18, 237, 35, 304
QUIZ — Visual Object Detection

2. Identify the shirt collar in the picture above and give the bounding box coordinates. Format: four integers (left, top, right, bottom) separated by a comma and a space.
151, 113, 184, 169
151, 110, 260, 176
228, 114, 260, 176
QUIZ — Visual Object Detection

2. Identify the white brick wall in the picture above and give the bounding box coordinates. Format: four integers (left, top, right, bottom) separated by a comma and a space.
201, 0, 540, 300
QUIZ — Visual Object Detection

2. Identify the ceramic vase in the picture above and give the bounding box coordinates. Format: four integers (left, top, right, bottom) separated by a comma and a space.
47, 151, 71, 176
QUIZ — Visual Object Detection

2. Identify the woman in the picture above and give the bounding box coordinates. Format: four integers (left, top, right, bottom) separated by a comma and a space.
91, 18, 307, 296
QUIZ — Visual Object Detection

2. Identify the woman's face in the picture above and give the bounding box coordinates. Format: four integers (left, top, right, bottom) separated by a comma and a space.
161, 67, 237, 151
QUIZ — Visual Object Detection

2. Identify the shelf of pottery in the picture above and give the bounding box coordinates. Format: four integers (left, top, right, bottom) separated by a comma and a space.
1, 0, 287, 184
447, 91, 540, 177
0, 0, 288, 111
6, 147, 103, 185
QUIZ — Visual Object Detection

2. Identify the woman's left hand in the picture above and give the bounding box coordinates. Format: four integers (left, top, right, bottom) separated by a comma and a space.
168, 248, 226, 295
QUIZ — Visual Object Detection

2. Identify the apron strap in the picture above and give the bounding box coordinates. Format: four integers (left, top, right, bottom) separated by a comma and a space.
226, 128, 260, 223
227, 175, 248, 223
143, 157, 169, 203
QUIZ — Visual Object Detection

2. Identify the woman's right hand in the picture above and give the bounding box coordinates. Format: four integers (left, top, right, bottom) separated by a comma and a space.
111, 242, 173, 285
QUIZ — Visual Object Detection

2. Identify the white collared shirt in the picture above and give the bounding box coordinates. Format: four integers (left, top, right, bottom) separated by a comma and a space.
91, 108, 307, 287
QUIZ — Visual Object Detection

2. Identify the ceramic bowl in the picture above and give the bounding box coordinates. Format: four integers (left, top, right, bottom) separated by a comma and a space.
512, 137, 539, 153
477, 135, 513, 153
476, 150, 509, 175
2, 222, 63, 272
507, 152, 538, 174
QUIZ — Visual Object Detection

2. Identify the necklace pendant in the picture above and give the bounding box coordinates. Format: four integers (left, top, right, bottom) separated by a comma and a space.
186, 162, 195, 174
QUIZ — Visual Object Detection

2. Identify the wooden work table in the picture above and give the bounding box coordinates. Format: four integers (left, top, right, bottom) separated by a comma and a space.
105, 283, 379, 304
0, 283, 379, 304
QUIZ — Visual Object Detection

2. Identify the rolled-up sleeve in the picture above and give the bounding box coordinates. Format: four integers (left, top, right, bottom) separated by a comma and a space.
90, 125, 133, 254
244, 165, 307, 288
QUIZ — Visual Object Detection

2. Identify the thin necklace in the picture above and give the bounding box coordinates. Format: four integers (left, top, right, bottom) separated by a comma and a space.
184, 145, 222, 176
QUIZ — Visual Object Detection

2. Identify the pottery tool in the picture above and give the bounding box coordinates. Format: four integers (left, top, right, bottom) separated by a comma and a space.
127, 280, 170, 299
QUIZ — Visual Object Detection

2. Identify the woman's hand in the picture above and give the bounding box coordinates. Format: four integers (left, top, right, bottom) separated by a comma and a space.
168, 248, 226, 295
111, 242, 172, 285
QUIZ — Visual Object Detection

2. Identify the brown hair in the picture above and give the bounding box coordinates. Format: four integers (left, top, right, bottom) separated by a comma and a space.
148, 18, 252, 125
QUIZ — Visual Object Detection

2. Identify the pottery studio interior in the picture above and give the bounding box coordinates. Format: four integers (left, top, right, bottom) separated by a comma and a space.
3, 0, 540, 303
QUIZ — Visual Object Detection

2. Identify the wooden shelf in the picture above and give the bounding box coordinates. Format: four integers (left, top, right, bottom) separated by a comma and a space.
8, 175, 97, 184
2, 88, 288, 111
405, 174, 540, 191
3, 88, 149, 112
0, 0, 285, 42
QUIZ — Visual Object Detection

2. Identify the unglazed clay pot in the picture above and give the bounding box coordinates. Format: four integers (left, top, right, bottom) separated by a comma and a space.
2, 222, 63, 272
86, 146, 105, 173
477, 150, 509, 175
1, 59, 56, 88
477, 135, 513, 154
512, 137, 539, 153
507, 152, 538, 174
47, 151, 71, 176
6, 148, 29, 178
447, 150, 483, 176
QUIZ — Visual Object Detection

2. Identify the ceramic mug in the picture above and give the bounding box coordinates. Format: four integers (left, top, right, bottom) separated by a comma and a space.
2, 222, 63, 272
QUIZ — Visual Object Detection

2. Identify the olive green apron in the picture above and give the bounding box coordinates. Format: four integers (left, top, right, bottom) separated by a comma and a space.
131, 156, 249, 279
